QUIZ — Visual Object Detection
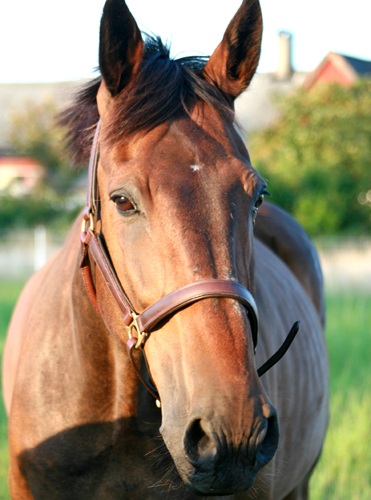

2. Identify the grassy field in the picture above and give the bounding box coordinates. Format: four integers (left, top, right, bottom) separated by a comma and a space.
310, 292, 371, 499
0, 280, 24, 500
0, 280, 370, 498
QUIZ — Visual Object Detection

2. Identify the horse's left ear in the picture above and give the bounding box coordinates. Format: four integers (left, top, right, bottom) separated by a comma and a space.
99, 0, 143, 97
203, 0, 262, 100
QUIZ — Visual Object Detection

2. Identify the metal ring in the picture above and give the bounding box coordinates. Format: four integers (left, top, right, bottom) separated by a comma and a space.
127, 313, 146, 349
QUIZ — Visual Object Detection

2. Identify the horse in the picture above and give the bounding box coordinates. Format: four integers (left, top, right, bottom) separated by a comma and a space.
2, 0, 329, 498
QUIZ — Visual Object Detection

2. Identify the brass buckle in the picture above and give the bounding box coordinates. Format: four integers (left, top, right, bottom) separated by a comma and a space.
81, 212, 94, 234
127, 312, 146, 349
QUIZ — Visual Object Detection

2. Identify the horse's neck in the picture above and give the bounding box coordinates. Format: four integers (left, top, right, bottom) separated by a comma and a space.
64, 215, 140, 422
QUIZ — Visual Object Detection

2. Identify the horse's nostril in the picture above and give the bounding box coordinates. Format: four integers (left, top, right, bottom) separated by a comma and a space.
256, 414, 280, 467
184, 419, 217, 466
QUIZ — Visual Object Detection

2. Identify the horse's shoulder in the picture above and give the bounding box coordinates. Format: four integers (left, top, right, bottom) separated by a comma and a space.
253, 239, 328, 498
254, 238, 312, 315
254, 202, 325, 328
3, 215, 82, 415
254, 236, 325, 376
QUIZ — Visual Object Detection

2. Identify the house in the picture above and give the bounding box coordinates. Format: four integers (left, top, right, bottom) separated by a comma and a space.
235, 31, 306, 134
303, 52, 371, 90
0, 156, 45, 196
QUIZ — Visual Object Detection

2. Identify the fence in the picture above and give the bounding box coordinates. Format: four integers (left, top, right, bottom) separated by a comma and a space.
314, 236, 371, 291
0, 230, 370, 291
0, 227, 66, 279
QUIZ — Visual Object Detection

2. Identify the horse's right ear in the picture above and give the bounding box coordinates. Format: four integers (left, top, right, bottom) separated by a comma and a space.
203, 0, 262, 100
99, 0, 143, 98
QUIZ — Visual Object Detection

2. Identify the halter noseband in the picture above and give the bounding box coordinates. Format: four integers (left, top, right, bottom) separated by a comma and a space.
80, 120, 299, 406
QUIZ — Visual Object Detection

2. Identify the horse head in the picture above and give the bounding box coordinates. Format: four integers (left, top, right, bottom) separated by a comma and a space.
84, 0, 279, 494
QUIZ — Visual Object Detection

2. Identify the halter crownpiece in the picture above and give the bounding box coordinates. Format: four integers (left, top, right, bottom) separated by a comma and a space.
80, 120, 299, 406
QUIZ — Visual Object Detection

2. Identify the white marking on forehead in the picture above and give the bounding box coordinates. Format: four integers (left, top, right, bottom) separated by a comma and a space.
190, 164, 202, 172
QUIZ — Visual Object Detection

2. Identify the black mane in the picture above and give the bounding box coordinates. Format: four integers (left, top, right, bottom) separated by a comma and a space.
60, 36, 234, 166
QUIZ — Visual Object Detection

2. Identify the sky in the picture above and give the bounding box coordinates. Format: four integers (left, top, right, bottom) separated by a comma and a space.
0, 0, 370, 83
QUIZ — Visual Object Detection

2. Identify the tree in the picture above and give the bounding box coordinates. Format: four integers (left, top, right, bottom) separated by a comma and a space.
3, 98, 84, 231
249, 80, 371, 236
7, 98, 81, 194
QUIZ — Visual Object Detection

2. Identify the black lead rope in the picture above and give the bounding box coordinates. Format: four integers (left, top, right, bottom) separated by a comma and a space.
257, 321, 300, 377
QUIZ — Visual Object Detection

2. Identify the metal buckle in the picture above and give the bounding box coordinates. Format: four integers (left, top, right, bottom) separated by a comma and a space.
127, 312, 146, 349
81, 212, 95, 234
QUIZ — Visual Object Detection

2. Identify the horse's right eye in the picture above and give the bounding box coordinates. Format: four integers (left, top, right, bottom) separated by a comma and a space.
112, 196, 136, 214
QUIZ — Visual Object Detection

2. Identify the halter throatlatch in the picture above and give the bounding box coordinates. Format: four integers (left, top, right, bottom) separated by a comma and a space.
80, 120, 300, 406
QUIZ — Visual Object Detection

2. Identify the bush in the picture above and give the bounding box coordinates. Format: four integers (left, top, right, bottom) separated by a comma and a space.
0, 195, 81, 232
3, 97, 84, 230
249, 80, 371, 236
7, 98, 81, 194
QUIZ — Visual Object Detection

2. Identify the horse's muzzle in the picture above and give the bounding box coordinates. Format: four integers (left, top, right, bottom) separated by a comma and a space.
163, 405, 279, 496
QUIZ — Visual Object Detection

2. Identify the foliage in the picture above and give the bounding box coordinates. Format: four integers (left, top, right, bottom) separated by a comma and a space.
249, 79, 371, 236
3, 98, 84, 230
7, 98, 80, 194
0, 194, 81, 231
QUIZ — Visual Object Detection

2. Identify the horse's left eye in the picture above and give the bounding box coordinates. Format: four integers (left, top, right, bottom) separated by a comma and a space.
252, 188, 269, 220
112, 196, 136, 213
255, 194, 264, 209
252, 195, 264, 218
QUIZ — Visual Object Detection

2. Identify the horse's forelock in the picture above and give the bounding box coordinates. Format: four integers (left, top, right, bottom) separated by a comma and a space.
60, 36, 235, 167
58, 77, 101, 168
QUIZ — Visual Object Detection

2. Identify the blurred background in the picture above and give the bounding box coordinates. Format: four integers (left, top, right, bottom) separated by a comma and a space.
0, 0, 370, 498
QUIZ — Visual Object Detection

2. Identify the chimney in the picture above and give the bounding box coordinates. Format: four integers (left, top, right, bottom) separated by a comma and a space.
276, 31, 293, 80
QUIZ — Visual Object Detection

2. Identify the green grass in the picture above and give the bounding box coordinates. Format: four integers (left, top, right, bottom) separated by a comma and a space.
0, 280, 25, 500
310, 292, 371, 500
0, 282, 370, 499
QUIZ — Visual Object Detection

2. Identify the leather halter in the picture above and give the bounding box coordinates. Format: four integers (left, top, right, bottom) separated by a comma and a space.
80, 120, 299, 406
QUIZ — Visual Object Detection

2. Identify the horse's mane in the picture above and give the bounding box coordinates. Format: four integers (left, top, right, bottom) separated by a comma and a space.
59, 36, 235, 166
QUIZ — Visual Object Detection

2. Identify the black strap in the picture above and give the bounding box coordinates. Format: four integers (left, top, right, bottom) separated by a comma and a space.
257, 321, 300, 377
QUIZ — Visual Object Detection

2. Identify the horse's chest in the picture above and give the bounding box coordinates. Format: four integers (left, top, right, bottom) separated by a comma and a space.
21, 419, 197, 499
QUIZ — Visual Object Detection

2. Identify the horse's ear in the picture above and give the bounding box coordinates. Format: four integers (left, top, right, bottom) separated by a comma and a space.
203, 0, 262, 99
99, 0, 143, 97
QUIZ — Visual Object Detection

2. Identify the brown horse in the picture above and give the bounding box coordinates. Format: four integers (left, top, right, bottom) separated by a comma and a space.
2, 0, 328, 498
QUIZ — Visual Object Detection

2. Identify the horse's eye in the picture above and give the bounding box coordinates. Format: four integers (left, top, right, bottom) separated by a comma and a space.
252, 188, 269, 222
113, 196, 135, 213
255, 195, 264, 209
254, 188, 270, 211
252, 195, 264, 217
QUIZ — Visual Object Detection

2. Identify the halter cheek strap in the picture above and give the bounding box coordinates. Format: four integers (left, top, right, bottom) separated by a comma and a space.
80, 120, 299, 406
